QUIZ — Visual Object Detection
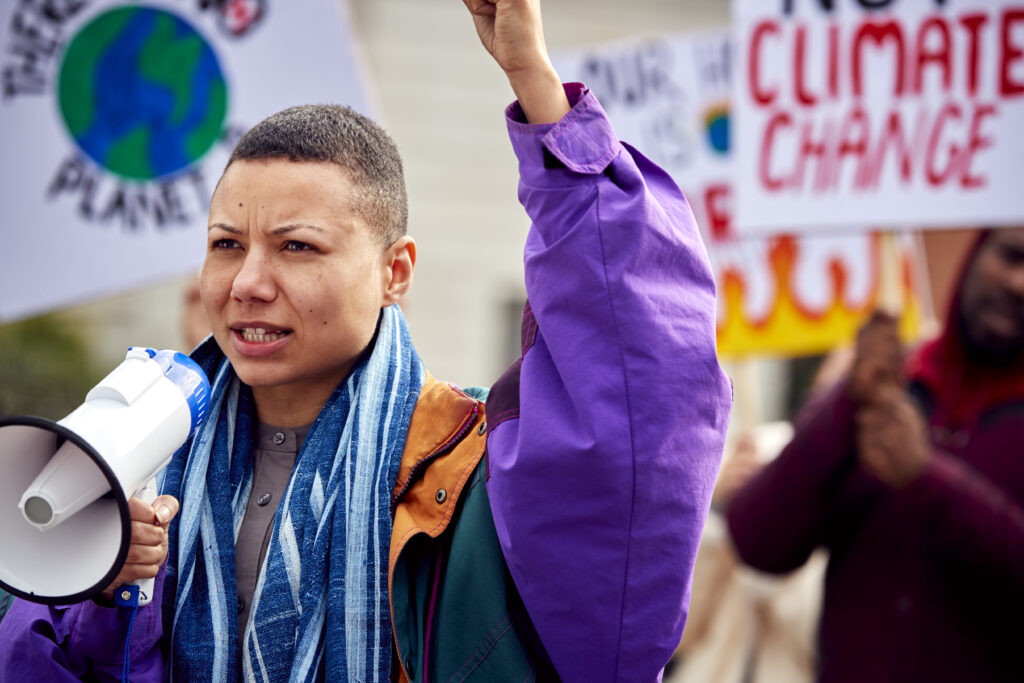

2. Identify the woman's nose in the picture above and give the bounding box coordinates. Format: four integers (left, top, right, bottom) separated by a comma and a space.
230, 251, 276, 302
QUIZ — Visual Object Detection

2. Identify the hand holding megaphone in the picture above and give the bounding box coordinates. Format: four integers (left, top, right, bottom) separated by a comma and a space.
0, 347, 209, 606
97, 492, 180, 605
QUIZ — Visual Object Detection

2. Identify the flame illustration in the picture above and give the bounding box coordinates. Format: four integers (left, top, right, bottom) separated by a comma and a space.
716, 234, 921, 358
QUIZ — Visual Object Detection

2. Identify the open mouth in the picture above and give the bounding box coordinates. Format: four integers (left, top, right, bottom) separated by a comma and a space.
234, 327, 292, 343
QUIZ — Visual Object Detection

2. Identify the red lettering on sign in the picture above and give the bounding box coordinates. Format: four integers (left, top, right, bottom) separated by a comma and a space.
836, 106, 870, 189
1001, 9, 1024, 96
961, 103, 996, 188
914, 17, 952, 94
870, 109, 920, 187
749, 9, 1016, 105
704, 184, 732, 241
760, 111, 792, 191
795, 25, 817, 106
750, 21, 781, 105
925, 103, 962, 186
853, 21, 906, 97
794, 118, 832, 192
758, 103, 996, 194
959, 13, 988, 97
748, 7, 1010, 199
828, 23, 840, 99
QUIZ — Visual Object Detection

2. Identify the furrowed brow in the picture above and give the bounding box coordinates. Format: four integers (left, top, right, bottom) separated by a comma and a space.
271, 223, 326, 236
208, 222, 241, 233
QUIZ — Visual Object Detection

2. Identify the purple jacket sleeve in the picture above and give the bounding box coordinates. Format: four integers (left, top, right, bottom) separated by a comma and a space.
0, 573, 166, 681
485, 84, 731, 682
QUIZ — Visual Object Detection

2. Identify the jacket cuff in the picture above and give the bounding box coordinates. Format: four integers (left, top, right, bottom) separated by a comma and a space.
71, 567, 165, 663
70, 601, 162, 664
505, 83, 623, 185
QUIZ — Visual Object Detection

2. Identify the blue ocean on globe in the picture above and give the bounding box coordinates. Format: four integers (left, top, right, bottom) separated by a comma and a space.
59, 6, 228, 180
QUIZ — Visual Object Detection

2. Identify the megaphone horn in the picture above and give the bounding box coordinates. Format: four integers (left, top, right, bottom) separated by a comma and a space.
0, 347, 210, 605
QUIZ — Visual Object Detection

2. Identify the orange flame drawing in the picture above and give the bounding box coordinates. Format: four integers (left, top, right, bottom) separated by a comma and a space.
716, 234, 921, 358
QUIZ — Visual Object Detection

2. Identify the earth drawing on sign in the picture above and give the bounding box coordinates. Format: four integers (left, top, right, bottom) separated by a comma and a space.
58, 6, 228, 181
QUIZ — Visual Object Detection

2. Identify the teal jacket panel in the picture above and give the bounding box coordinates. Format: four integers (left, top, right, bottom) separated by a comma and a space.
392, 457, 558, 682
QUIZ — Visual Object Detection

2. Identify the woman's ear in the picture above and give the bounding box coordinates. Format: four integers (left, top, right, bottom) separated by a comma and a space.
381, 236, 416, 306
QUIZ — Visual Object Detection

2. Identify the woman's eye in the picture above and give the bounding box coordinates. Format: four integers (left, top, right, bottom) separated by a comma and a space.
284, 240, 314, 252
211, 238, 240, 250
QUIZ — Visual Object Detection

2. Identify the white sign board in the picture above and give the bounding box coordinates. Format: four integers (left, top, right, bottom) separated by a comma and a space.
555, 31, 924, 358
0, 0, 370, 322
733, 0, 1024, 236
554, 31, 733, 214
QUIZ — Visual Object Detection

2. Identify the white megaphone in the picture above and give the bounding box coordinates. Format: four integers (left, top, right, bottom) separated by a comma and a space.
0, 347, 210, 606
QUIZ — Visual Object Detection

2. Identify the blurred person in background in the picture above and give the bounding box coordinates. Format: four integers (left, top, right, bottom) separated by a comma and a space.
0, 0, 730, 680
181, 273, 212, 351
726, 228, 1024, 682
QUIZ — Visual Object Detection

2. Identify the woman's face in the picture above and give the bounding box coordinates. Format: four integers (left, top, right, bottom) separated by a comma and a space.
201, 159, 391, 403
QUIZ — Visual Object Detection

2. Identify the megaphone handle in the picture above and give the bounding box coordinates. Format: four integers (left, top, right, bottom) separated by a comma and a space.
116, 480, 159, 607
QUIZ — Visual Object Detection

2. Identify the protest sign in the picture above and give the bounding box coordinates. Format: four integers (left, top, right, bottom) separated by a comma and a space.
734, 0, 1024, 235
0, 0, 370, 322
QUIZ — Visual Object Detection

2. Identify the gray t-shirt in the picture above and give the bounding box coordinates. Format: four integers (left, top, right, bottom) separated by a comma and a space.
235, 421, 310, 645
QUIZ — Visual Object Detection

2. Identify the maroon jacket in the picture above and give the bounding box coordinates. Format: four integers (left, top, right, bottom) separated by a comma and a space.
726, 377, 1024, 682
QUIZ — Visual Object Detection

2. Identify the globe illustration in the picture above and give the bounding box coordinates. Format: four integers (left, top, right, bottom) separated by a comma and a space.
704, 104, 729, 156
57, 6, 228, 181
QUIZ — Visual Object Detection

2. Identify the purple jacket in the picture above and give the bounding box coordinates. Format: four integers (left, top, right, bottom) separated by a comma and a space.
486, 84, 730, 681
0, 85, 730, 682
727, 383, 1024, 682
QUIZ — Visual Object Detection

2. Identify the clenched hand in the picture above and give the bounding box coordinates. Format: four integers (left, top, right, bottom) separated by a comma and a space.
856, 384, 931, 488
100, 495, 179, 602
462, 0, 569, 124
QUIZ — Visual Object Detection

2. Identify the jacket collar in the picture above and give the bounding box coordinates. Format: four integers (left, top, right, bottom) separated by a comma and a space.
391, 372, 484, 510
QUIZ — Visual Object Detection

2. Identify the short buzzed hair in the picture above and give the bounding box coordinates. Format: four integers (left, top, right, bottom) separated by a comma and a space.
227, 104, 408, 248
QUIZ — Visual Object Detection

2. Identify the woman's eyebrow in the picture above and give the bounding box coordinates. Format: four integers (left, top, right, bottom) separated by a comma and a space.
207, 223, 326, 235
271, 223, 326, 236
208, 222, 240, 233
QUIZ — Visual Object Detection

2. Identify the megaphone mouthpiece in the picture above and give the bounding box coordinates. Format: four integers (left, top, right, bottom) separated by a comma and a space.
22, 495, 53, 527
18, 438, 111, 531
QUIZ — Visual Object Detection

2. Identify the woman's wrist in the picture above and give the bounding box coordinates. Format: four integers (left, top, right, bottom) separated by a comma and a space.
506, 64, 569, 124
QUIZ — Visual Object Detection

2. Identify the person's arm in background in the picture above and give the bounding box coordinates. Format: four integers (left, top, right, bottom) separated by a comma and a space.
726, 383, 859, 574
724, 312, 900, 574
464, 1, 732, 680
902, 454, 1024, 588
854, 317, 1024, 591
0, 497, 176, 681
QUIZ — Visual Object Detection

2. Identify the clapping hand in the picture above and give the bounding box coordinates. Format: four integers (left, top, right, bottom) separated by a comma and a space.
850, 312, 931, 488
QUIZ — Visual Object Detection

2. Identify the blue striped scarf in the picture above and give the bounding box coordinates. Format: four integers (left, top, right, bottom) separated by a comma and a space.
160, 305, 423, 681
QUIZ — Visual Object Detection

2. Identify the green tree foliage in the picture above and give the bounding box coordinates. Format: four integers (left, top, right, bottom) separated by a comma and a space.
0, 316, 101, 419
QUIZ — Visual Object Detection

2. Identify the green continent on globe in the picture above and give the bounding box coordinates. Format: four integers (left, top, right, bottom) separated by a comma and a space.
58, 6, 228, 181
